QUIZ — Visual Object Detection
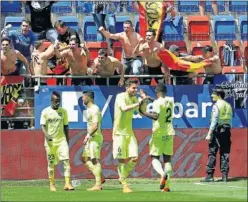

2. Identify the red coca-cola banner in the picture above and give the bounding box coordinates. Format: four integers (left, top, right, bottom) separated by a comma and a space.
1, 129, 247, 180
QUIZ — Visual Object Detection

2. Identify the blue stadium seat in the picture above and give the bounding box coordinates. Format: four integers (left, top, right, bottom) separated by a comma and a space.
229, 1, 248, 12
52, 1, 72, 13
83, 16, 97, 41
239, 15, 248, 41
4, 16, 24, 31
205, 1, 225, 12
76, 1, 93, 13
162, 16, 184, 41
134, 14, 139, 33
1, 1, 22, 13
115, 16, 130, 33
178, 1, 199, 13
57, 16, 79, 32
213, 15, 236, 41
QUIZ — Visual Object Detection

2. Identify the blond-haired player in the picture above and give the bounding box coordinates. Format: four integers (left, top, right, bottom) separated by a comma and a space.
139, 83, 175, 192
40, 91, 74, 192
81, 90, 104, 191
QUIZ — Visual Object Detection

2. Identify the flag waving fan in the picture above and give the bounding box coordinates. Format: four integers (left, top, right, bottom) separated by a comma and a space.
158, 50, 212, 72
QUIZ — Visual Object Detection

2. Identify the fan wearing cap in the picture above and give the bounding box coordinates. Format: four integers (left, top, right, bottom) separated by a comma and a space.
168, 45, 194, 85
139, 83, 175, 192
138, 28, 169, 85
180, 45, 222, 84
201, 88, 232, 183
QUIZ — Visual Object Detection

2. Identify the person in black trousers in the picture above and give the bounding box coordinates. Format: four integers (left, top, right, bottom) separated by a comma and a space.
201, 88, 232, 182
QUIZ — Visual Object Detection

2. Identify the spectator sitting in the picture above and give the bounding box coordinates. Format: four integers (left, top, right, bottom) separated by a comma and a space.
8, 19, 36, 75
168, 45, 193, 85
88, 49, 125, 86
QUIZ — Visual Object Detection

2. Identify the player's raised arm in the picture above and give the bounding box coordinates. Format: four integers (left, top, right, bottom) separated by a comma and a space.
99, 26, 121, 40
139, 90, 159, 120
117, 94, 140, 112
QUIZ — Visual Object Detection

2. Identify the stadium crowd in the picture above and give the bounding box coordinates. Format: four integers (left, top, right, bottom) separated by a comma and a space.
1, 1, 247, 129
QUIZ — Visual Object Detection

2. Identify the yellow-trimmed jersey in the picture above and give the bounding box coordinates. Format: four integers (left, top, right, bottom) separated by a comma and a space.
86, 104, 102, 137
113, 92, 138, 136
40, 106, 68, 146
152, 96, 175, 136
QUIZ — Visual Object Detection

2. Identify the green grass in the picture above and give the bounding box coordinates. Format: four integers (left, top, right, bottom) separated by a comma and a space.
1, 178, 247, 201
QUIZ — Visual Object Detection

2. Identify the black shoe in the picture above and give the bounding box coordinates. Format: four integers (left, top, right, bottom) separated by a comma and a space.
200, 176, 214, 182
221, 174, 228, 182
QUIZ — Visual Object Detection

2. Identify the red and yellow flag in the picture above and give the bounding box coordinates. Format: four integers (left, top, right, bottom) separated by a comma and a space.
138, 1, 167, 41
1, 76, 24, 116
158, 50, 212, 72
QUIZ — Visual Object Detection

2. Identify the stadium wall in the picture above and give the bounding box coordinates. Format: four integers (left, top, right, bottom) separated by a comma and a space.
1, 128, 247, 180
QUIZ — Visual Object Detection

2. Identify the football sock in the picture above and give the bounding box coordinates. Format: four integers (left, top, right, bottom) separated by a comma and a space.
164, 162, 173, 188
152, 158, 164, 177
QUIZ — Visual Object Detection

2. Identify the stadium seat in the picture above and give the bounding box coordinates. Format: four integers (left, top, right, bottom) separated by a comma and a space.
76, 1, 93, 13
1, 1, 22, 13
4, 16, 24, 31
243, 41, 248, 68
165, 41, 188, 53
229, 1, 248, 12
113, 41, 123, 61
205, 1, 225, 13
213, 15, 236, 41
178, 1, 199, 13
57, 16, 79, 32
191, 41, 213, 56
86, 42, 108, 61
188, 16, 210, 41
218, 40, 242, 67
162, 16, 184, 41
239, 15, 248, 41
51, 1, 72, 13
115, 15, 130, 33
83, 16, 97, 42
222, 66, 244, 74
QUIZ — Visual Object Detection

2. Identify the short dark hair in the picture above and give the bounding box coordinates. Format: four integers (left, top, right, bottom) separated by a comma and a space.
52, 91, 61, 99
1, 37, 11, 44
155, 83, 167, 94
146, 28, 156, 36
98, 49, 108, 57
83, 90, 94, 100
124, 20, 133, 26
54, 20, 66, 28
34, 40, 45, 49
125, 78, 139, 87
21, 19, 31, 26
202, 45, 213, 53
212, 88, 225, 99
69, 38, 79, 45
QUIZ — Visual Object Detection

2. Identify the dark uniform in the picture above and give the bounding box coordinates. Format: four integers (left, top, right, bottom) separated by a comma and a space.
202, 98, 232, 182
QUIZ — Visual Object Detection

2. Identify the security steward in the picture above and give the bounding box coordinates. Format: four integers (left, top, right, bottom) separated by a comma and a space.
201, 88, 232, 182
